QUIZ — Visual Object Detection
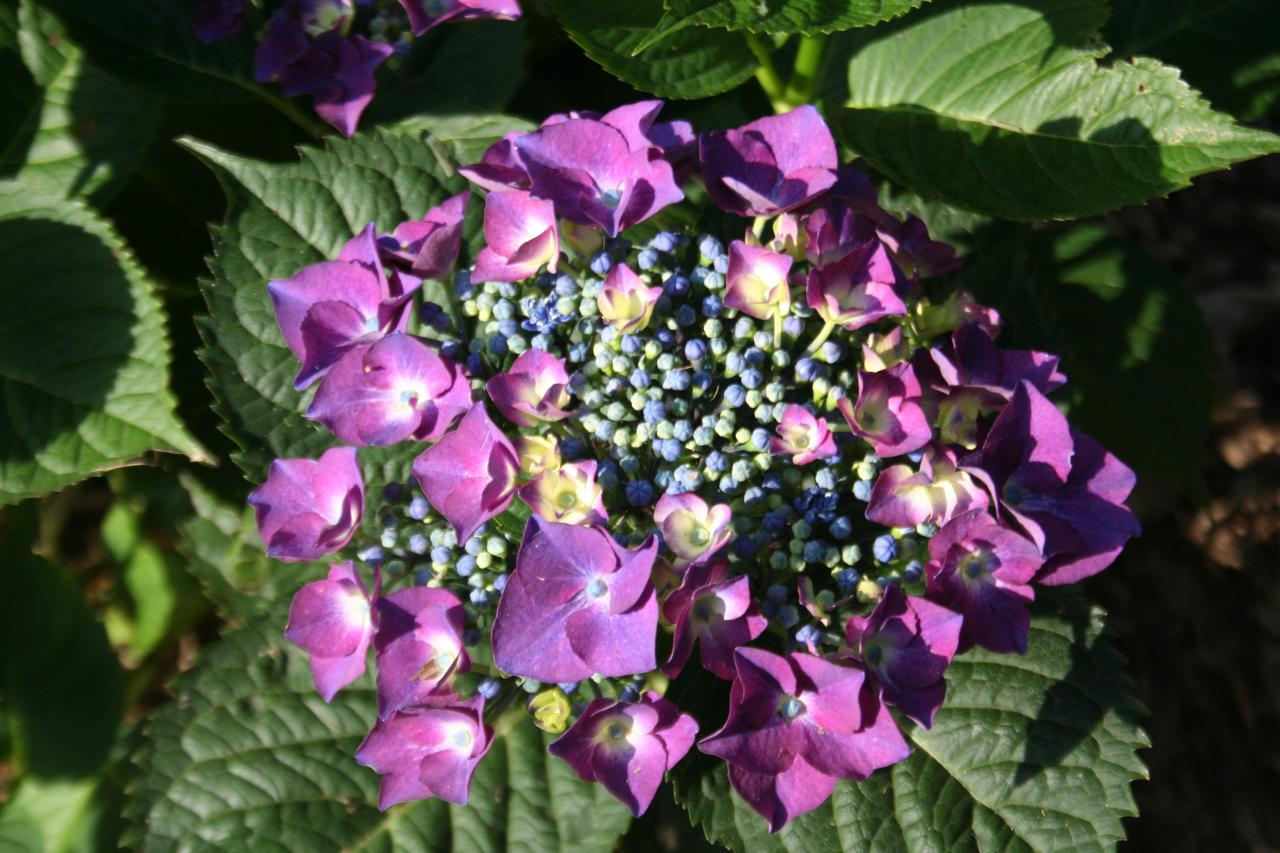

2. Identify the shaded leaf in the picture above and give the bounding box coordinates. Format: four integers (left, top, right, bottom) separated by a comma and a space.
638, 0, 930, 53
0, 0, 159, 203
673, 594, 1148, 851
0, 183, 204, 506
551, 0, 758, 100
124, 616, 632, 851
964, 223, 1214, 500
825, 0, 1280, 220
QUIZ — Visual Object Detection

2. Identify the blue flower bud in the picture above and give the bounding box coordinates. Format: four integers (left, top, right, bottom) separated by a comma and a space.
470, 588, 492, 607
803, 540, 827, 563
643, 399, 667, 424
701, 294, 723, 317
821, 340, 843, 364
741, 368, 763, 389
477, 677, 503, 699
594, 420, 616, 441
723, 384, 746, 408
650, 231, 678, 253
835, 568, 860, 591
872, 535, 898, 563
629, 368, 651, 388
654, 468, 673, 489
766, 584, 788, 604
732, 536, 759, 557
750, 428, 771, 451
676, 305, 697, 327
464, 536, 485, 556
430, 545, 452, 564
660, 438, 682, 462
590, 252, 614, 275
744, 347, 766, 367
665, 273, 690, 296
705, 450, 728, 473
795, 624, 821, 645
713, 254, 729, 274
684, 339, 708, 361
815, 467, 837, 490
408, 533, 429, 555
852, 479, 873, 501
762, 472, 783, 491
456, 555, 477, 576
698, 234, 724, 259
626, 479, 655, 506
777, 605, 800, 628
903, 560, 923, 582
664, 371, 691, 391
655, 328, 675, 349
830, 516, 853, 539
637, 248, 659, 270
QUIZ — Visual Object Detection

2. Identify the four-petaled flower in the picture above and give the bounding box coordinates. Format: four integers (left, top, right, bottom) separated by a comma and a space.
491, 518, 659, 682
549, 692, 698, 816
374, 586, 470, 719
598, 263, 663, 333
699, 648, 910, 832
519, 460, 608, 526
486, 348, 573, 427
412, 404, 519, 542
378, 192, 470, 281
355, 697, 493, 809
249, 447, 364, 562
285, 561, 374, 701
662, 559, 767, 680
725, 241, 793, 321
770, 404, 837, 465
653, 492, 732, 566
838, 362, 932, 458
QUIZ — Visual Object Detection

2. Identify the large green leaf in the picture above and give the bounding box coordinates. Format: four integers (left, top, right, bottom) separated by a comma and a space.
0, 183, 204, 506
825, 0, 1280, 221
124, 617, 632, 852
0, 503, 124, 781
637, 0, 930, 53
176, 472, 328, 623
0, 0, 159, 203
551, 0, 759, 100
1105, 0, 1280, 122
963, 224, 1213, 500
672, 594, 1148, 851
187, 128, 475, 489
36, 0, 265, 102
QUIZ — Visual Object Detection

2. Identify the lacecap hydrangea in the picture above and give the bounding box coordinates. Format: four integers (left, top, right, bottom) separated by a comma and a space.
247, 101, 1140, 831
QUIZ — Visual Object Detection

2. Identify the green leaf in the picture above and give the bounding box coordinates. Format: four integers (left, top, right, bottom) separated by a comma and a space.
637, 0, 929, 54
0, 183, 204, 506
176, 472, 328, 623
0, 0, 159, 204
1105, 0, 1280, 122
124, 616, 632, 852
825, 0, 1280, 221
673, 594, 1149, 851
390, 113, 536, 165
186, 129, 475, 493
551, 0, 759, 100
36, 0, 265, 102
0, 503, 124, 781
963, 223, 1213, 500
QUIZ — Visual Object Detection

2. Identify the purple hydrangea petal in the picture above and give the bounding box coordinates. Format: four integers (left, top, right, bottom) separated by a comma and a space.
411, 404, 519, 542
248, 447, 364, 562
284, 561, 373, 701
399, 0, 522, 36
472, 190, 560, 283
374, 587, 469, 719
379, 192, 470, 280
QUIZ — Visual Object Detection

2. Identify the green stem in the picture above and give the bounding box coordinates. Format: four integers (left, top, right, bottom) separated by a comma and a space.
805, 319, 838, 354
784, 36, 826, 107
745, 34, 789, 112
773, 311, 784, 349
260, 90, 326, 141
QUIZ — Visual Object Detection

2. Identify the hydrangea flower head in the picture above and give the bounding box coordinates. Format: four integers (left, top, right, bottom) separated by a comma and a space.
699, 648, 910, 832
771, 404, 837, 465
844, 585, 963, 728
485, 348, 572, 427
268, 224, 416, 389
805, 241, 908, 331
925, 510, 1041, 653
548, 692, 698, 816
285, 561, 373, 701
355, 697, 492, 809
662, 559, 766, 680
307, 333, 472, 446
838, 362, 932, 458
962, 381, 1140, 584
378, 192, 470, 281
472, 191, 559, 284
491, 518, 658, 681
653, 492, 732, 565
598, 263, 663, 333
374, 586, 469, 719
248, 447, 364, 562
411, 404, 519, 542
514, 117, 684, 236
519, 460, 608, 526
866, 444, 989, 528
725, 241, 792, 321
699, 105, 837, 216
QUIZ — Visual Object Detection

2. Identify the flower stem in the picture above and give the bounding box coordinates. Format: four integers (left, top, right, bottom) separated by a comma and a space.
745, 34, 790, 112
261, 90, 326, 141
784, 36, 826, 107
773, 311, 784, 349
805, 319, 837, 354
